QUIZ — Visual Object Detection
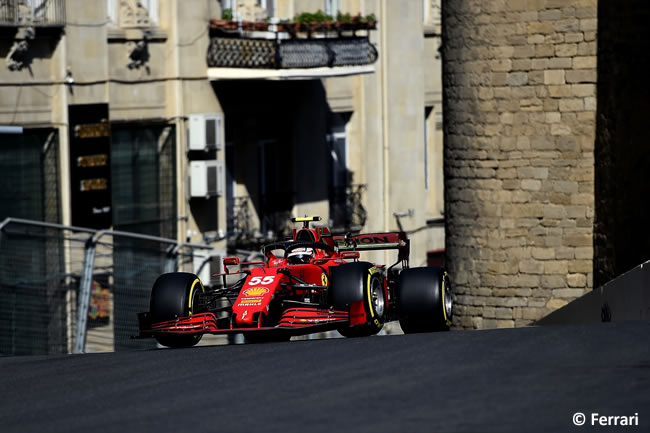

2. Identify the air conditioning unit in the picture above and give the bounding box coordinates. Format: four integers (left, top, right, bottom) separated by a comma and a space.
188, 113, 223, 151
190, 160, 224, 198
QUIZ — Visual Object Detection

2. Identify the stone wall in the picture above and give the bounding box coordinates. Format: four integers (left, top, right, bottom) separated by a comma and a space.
442, 0, 598, 329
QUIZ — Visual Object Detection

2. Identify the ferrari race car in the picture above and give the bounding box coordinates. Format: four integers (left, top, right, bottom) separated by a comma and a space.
137, 216, 452, 347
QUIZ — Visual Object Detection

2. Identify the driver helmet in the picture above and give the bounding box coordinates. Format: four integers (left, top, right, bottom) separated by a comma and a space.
287, 247, 314, 264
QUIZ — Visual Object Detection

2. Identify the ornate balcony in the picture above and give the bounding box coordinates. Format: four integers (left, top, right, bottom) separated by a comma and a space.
207, 17, 378, 80
0, 0, 65, 27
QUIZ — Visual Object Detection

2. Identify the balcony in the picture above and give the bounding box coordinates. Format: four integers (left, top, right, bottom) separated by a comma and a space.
0, 0, 65, 27
207, 18, 378, 80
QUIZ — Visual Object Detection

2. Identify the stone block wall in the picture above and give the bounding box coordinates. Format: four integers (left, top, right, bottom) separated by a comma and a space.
442, 0, 597, 329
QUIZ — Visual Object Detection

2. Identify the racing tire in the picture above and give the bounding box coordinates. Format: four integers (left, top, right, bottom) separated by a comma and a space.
150, 272, 204, 348
397, 267, 452, 333
329, 262, 386, 338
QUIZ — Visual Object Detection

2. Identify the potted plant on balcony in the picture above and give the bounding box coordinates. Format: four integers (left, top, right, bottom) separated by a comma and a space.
209, 10, 377, 37
337, 12, 377, 31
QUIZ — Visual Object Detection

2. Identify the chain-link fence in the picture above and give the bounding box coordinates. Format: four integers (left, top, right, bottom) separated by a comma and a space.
0, 218, 214, 356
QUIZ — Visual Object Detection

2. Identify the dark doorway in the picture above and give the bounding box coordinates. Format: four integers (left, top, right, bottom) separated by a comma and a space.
594, 1, 650, 286
213, 79, 330, 244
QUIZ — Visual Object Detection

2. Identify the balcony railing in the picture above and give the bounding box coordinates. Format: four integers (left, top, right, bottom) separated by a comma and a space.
227, 186, 367, 249
330, 184, 367, 233
0, 0, 65, 27
207, 19, 378, 70
228, 196, 255, 243
227, 196, 294, 249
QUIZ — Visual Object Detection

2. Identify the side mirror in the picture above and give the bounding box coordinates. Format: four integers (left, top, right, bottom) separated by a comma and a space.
341, 251, 360, 260
223, 257, 240, 266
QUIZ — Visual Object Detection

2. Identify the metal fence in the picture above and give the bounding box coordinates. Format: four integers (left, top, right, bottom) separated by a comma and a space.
329, 184, 367, 233
0, 218, 214, 356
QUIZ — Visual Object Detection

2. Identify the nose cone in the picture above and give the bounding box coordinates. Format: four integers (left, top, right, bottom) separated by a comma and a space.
233, 286, 272, 326
238, 309, 254, 325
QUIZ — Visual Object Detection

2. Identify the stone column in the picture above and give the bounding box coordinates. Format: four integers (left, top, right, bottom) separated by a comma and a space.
442, 0, 597, 329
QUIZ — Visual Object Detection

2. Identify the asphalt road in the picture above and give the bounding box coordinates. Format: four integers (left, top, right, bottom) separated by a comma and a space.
1, 322, 648, 433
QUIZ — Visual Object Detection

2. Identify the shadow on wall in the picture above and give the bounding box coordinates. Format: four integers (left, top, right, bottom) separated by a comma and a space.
213, 79, 344, 238
0, 29, 61, 74
594, 0, 650, 287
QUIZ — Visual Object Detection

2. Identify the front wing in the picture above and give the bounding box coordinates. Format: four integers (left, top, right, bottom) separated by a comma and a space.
136, 307, 350, 338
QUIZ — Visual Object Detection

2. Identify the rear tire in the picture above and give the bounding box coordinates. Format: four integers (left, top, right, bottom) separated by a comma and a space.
150, 272, 204, 348
398, 267, 452, 333
329, 262, 386, 337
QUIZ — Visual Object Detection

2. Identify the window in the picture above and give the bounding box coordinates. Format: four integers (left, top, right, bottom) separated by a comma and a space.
325, 0, 340, 17
0, 129, 59, 223
0, 129, 64, 356
111, 124, 176, 238
220, 0, 233, 15
221, 0, 274, 21
141, 0, 158, 25
259, 0, 275, 18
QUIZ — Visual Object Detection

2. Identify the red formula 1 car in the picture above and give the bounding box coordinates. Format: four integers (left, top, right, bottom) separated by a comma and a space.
137, 216, 452, 347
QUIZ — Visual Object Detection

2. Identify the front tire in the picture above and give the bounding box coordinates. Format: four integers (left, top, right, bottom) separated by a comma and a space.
150, 272, 204, 348
398, 267, 452, 333
329, 262, 386, 337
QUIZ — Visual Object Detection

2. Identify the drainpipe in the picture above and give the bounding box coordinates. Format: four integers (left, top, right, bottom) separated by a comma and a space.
380, 0, 390, 265
173, 0, 187, 245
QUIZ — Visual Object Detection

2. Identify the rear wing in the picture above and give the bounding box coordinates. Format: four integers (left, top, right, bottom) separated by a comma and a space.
332, 232, 410, 265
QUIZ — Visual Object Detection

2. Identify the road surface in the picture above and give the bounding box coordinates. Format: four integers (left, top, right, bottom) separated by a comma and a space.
1, 321, 648, 432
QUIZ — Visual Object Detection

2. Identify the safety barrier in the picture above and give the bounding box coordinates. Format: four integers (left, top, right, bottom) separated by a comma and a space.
0, 218, 213, 356
537, 259, 650, 326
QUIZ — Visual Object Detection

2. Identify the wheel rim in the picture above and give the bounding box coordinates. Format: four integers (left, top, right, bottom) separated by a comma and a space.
189, 282, 201, 315
444, 278, 453, 319
370, 277, 385, 317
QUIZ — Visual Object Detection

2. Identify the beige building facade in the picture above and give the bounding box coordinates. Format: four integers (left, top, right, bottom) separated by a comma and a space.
1, 0, 446, 274
1, 0, 225, 247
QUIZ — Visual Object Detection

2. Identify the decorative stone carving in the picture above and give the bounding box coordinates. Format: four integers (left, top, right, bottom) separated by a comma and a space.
119, 0, 150, 28
234, 0, 266, 22
424, 0, 441, 33
16, 0, 32, 25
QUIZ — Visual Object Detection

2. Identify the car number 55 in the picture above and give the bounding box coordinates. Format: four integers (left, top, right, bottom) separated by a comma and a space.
249, 276, 275, 285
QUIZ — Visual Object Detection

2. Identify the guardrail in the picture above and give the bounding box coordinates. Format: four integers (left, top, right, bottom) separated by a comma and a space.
0, 218, 213, 356
537, 259, 650, 326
